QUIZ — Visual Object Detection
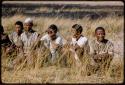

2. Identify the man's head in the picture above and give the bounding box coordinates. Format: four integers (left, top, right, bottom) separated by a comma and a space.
15, 21, 23, 34
47, 24, 58, 40
24, 18, 33, 31
71, 24, 83, 38
95, 27, 105, 42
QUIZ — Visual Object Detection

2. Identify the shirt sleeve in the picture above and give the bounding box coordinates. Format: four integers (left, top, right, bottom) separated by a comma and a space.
77, 37, 88, 47
84, 40, 90, 54
70, 38, 74, 46
55, 36, 63, 45
40, 34, 48, 41
108, 41, 114, 56
8, 33, 13, 43
89, 40, 96, 55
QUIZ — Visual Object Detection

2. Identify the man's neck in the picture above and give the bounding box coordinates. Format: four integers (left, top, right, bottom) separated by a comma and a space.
25, 29, 34, 33
51, 35, 57, 41
76, 35, 82, 41
17, 31, 22, 36
97, 39, 108, 44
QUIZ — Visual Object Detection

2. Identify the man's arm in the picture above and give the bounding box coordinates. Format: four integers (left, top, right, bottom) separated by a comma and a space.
108, 42, 114, 56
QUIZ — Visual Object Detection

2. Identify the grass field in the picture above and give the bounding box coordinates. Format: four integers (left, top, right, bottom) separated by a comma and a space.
1, 1, 124, 84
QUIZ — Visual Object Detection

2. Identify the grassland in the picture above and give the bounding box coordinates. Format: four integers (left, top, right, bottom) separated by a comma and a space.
1, 1, 124, 84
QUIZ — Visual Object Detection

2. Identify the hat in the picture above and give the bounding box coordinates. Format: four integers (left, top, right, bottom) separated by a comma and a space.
24, 18, 33, 24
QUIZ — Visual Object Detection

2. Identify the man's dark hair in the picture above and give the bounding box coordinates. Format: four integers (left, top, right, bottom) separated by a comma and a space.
95, 27, 105, 35
0, 25, 4, 33
48, 24, 58, 33
72, 24, 83, 33
15, 21, 23, 30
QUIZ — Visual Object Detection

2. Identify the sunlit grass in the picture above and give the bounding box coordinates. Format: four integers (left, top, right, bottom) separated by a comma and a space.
1, 9, 124, 84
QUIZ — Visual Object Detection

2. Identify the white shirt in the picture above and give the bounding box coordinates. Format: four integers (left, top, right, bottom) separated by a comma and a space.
20, 31, 39, 53
9, 32, 22, 46
71, 36, 88, 47
40, 34, 63, 54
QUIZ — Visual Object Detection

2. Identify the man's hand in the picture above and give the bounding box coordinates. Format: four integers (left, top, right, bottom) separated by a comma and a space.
51, 41, 59, 49
93, 53, 111, 63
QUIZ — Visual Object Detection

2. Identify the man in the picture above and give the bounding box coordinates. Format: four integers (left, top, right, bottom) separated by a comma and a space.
9, 21, 23, 53
0, 25, 12, 56
60, 24, 90, 67
88, 27, 114, 76
40, 24, 63, 64
14, 18, 39, 68
70, 24, 90, 66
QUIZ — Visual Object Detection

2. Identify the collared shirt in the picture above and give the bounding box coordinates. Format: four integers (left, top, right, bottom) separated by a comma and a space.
20, 30, 39, 54
40, 34, 63, 57
1, 33, 11, 47
89, 39, 114, 56
71, 36, 88, 47
70, 35, 90, 54
9, 32, 22, 47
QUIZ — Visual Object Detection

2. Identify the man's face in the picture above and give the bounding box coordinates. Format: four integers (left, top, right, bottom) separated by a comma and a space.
47, 28, 56, 39
95, 29, 105, 42
15, 24, 22, 33
71, 29, 81, 38
24, 23, 32, 31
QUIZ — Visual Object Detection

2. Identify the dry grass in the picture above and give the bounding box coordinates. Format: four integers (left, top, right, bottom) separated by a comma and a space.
1, 3, 124, 83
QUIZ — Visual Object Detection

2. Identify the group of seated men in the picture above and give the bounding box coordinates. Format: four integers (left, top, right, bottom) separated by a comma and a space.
0, 17, 114, 75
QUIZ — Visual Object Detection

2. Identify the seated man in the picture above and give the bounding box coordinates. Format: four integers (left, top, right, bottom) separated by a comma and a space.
13, 18, 39, 68
88, 27, 114, 76
40, 24, 63, 64
61, 24, 90, 67
0, 25, 12, 56
9, 21, 24, 54
70, 24, 89, 66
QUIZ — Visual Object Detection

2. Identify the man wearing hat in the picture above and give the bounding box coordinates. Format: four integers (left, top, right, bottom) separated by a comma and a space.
14, 18, 39, 68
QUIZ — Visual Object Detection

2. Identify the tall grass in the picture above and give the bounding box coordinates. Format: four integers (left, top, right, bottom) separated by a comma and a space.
1, 14, 124, 83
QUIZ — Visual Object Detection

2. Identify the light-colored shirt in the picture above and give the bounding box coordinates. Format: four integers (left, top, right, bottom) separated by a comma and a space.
20, 31, 39, 53
40, 34, 63, 57
9, 32, 22, 47
71, 36, 88, 47
69, 36, 89, 62
89, 39, 114, 56
70, 36, 90, 59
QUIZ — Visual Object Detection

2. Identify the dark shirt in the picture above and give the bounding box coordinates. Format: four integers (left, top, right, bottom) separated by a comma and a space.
1, 33, 12, 47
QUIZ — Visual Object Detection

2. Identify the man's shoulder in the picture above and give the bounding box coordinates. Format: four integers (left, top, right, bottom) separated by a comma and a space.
55, 36, 63, 43
80, 36, 88, 41
77, 36, 88, 44
89, 39, 96, 45
41, 34, 49, 41
90, 39, 113, 45
1, 33, 9, 39
20, 32, 28, 40
106, 39, 113, 46
33, 31, 39, 36
10, 32, 17, 36
20, 32, 25, 36
57, 35, 62, 40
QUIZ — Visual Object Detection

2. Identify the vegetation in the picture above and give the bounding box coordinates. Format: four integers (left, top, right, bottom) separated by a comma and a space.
1, 2, 124, 84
